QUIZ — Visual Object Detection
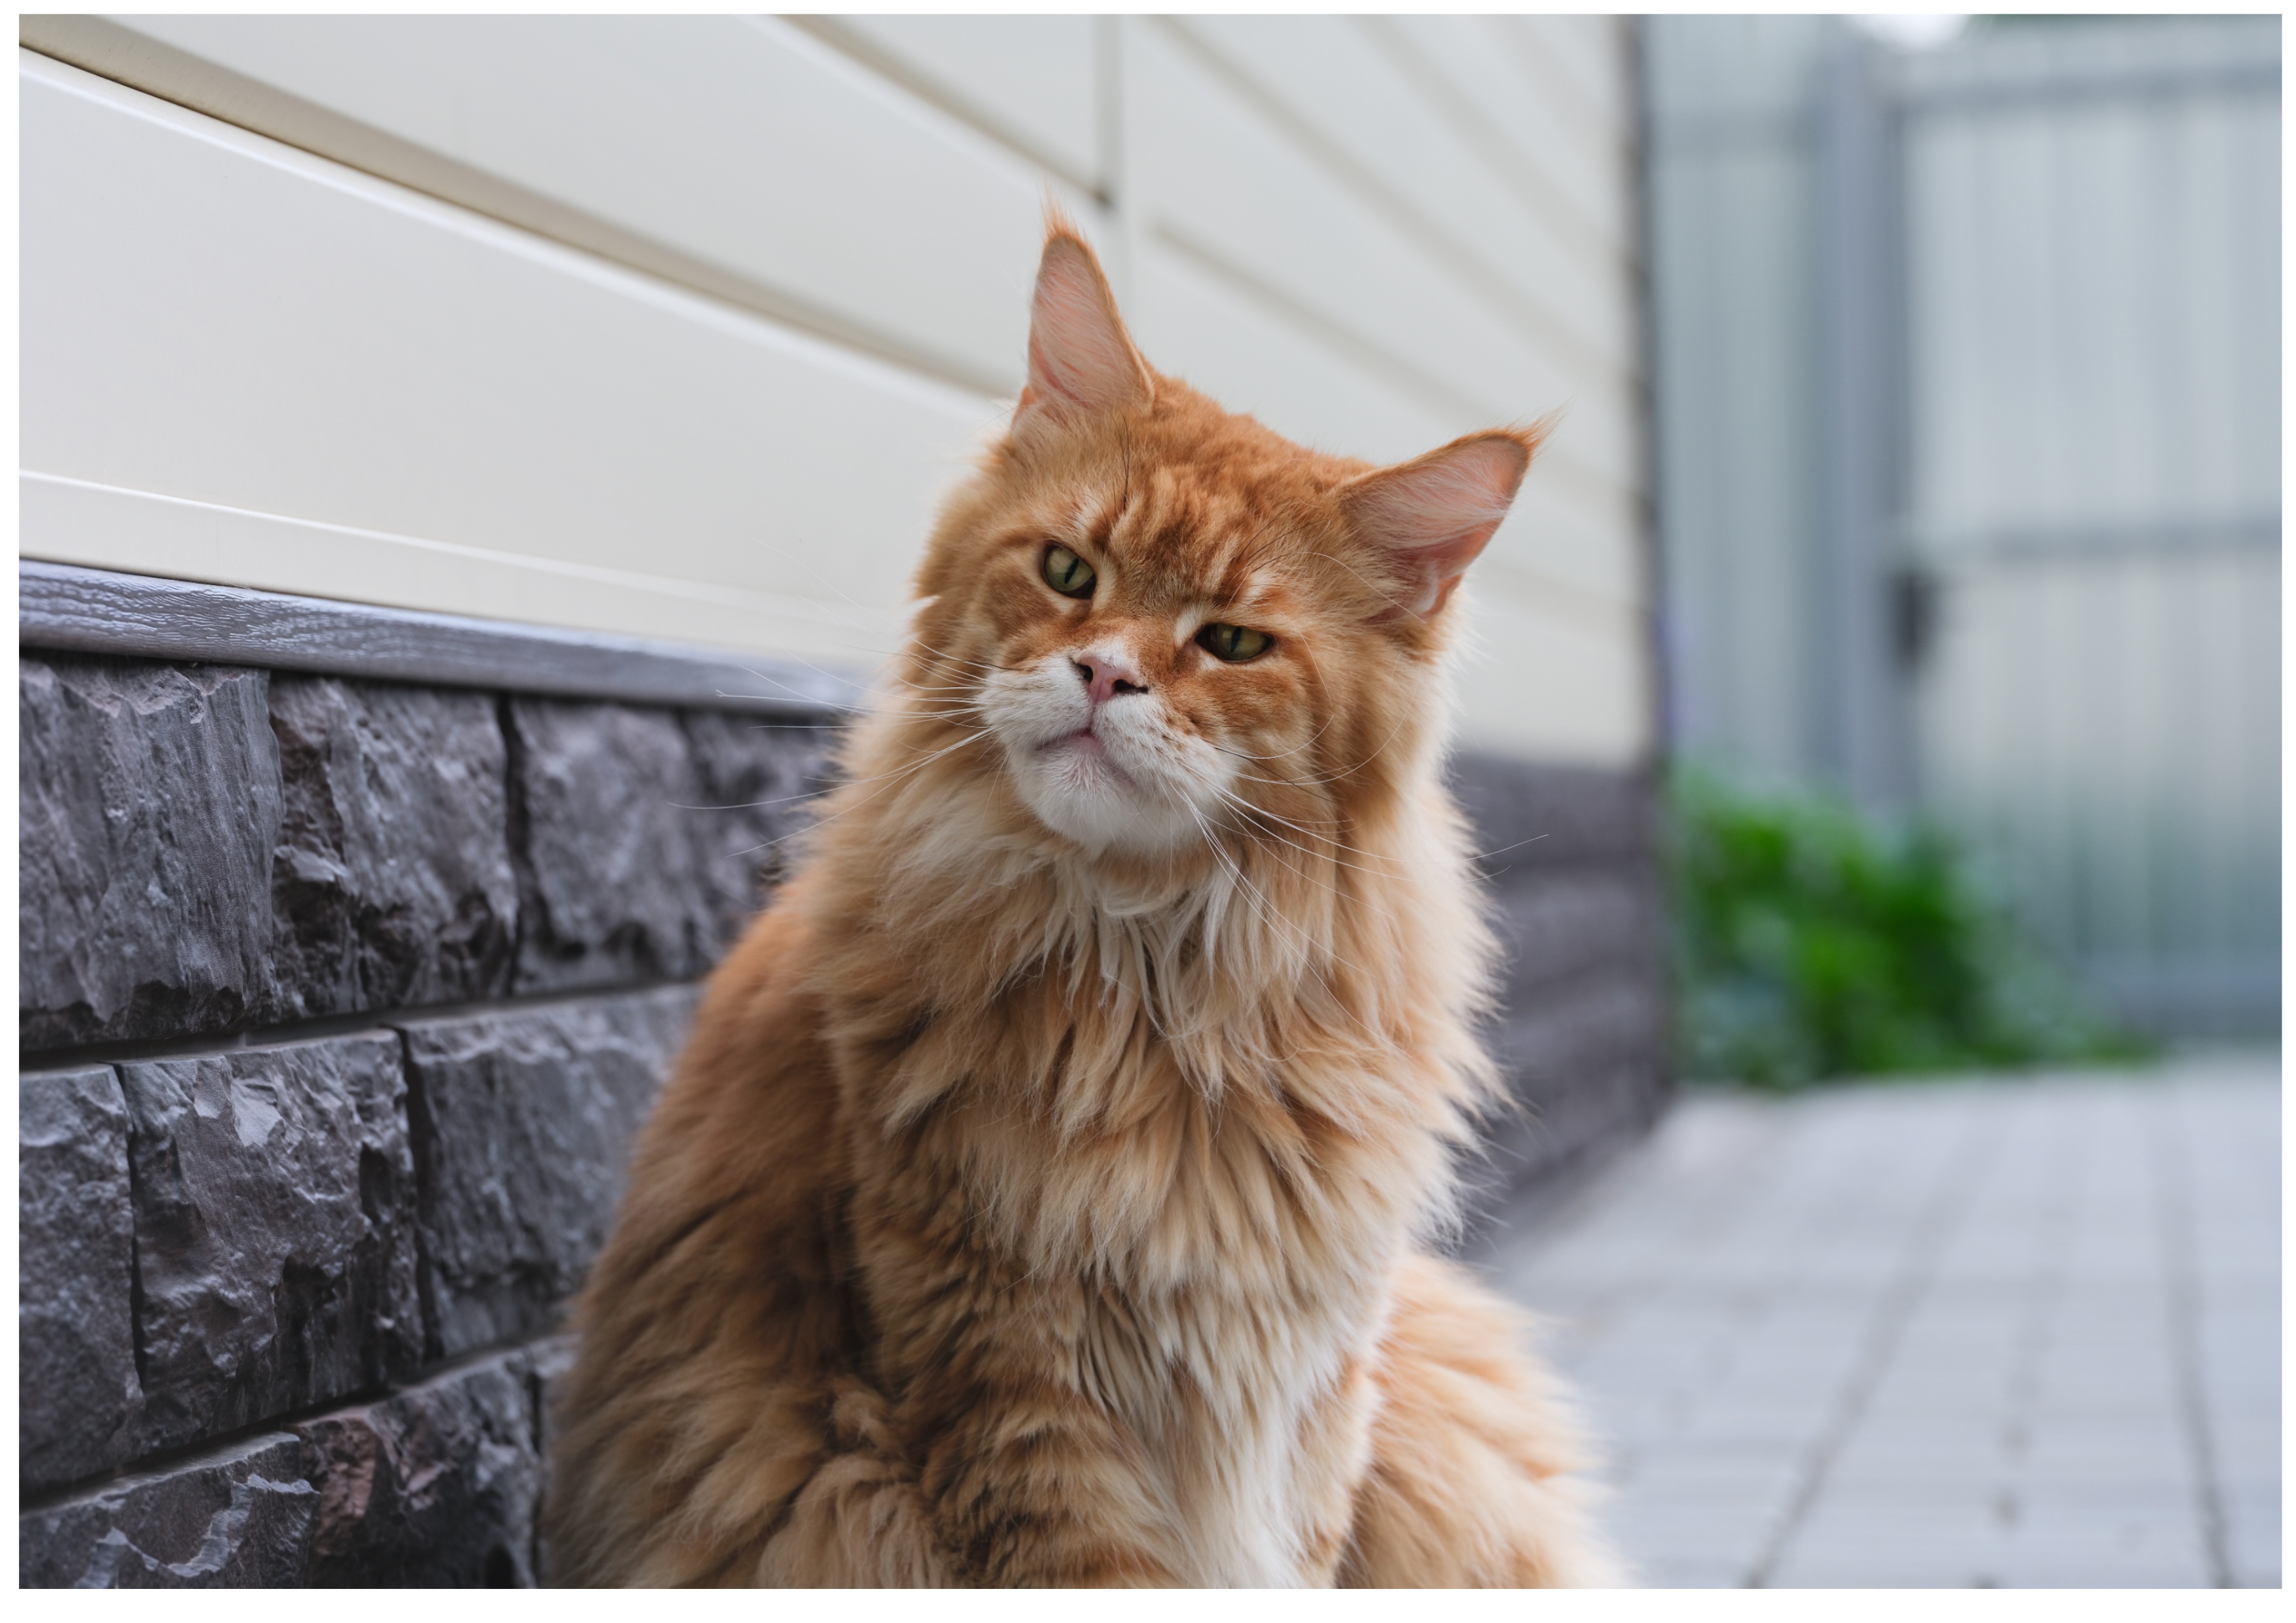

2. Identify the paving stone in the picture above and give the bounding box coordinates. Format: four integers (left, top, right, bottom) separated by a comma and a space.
268, 675, 518, 1019
295, 1347, 541, 1587
18, 655, 281, 1048
19, 1063, 141, 1491
117, 1031, 421, 1454
1493, 1058, 2281, 1590
505, 698, 718, 990
1627, 1554, 1748, 1588
399, 986, 700, 1357
19, 1433, 315, 1588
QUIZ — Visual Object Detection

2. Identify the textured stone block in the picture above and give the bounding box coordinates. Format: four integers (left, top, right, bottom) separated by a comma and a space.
1449, 753, 1660, 876
117, 1032, 421, 1454
19, 655, 281, 1048
1475, 973, 1673, 1216
268, 675, 518, 1019
400, 986, 700, 1357
507, 698, 717, 990
19, 1433, 316, 1588
679, 705, 838, 952
20, 1063, 141, 1491
524, 1334, 580, 1588
1490, 868, 1664, 1003
1495, 972, 1670, 1094
296, 1348, 541, 1587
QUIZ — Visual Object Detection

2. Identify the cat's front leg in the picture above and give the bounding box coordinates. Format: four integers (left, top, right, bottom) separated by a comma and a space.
753, 1378, 962, 1586
916, 1378, 1191, 1587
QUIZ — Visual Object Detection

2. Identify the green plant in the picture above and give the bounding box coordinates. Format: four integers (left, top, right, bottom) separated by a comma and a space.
1668, 766, 2144, 1089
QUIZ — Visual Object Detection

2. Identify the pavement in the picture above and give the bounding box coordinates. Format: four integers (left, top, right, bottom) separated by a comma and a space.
1479, 1052, 2282, 1588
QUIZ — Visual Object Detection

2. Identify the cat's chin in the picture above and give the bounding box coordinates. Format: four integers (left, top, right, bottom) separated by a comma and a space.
1011, 738, 1202, 857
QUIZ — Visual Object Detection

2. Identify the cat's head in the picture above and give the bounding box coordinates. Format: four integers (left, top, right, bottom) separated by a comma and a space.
901, 223, 1541, 864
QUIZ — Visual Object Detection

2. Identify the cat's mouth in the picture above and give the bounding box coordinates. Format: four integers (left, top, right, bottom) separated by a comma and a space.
1037, 726, 1138, 791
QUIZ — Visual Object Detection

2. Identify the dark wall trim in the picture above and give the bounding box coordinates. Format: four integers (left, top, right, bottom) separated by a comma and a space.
18, 561, 865, 715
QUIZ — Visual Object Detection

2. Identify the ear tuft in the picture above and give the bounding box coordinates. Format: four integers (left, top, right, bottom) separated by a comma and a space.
1014, 222, 1151, 437
1339, 429, 1543, 620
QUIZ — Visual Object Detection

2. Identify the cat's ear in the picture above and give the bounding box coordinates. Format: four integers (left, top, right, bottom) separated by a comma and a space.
1013, 226, 1151, 438
1339, 429, 1542, 620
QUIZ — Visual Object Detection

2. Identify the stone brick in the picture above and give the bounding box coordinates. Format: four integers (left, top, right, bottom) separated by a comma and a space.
506, 697, 717, 990
526, 1332, 581, 1462
295, 1349, 541, 1587
1473, 973, 1674, 1222
524, 1334, 580, 1588
18, 655, 281, 1048
117, 1032, 421, 1454
1449, 753, 1660, 877
679, 705, 839, 952
20, 1063, 141, 1491
19, 1433, 315, 1588
1490, 868, 1664, 1003
399, 986, 700, 1357
1496, 972, 1670, 1087
268, 675, 518, 1020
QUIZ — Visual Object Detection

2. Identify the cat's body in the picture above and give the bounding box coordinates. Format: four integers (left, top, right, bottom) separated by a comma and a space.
545, 224, 1622, 1587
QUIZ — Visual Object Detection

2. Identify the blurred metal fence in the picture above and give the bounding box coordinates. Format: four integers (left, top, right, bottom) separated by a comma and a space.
1647, 16, 2280, 1037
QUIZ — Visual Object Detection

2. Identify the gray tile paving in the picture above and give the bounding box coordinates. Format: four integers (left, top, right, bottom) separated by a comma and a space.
1479, 1054, 2282, 1588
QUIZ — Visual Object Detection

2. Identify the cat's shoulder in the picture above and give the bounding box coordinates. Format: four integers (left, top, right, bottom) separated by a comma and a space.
627, 889, 838, 1186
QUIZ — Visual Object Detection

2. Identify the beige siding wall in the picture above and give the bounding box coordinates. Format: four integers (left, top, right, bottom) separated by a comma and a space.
20, 15, 1649, 764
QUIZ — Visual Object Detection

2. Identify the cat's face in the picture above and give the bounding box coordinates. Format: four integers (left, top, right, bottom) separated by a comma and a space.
903, 226, 1539, 861
961, 460, 1357, 855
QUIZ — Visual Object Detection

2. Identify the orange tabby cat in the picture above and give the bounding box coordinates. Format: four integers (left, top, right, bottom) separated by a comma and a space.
545, 221, 1623, 1588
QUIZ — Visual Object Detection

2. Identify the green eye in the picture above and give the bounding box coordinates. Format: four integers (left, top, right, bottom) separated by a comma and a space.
1196, 622, 1272, 662
1042, 544, 1096, 599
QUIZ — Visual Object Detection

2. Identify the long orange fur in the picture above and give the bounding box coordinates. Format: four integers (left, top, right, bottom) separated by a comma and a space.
545, 221, 1624, 1587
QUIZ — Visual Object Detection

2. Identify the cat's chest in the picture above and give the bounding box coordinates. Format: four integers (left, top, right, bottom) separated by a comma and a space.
1075, 1275, 1380, 1586
852, 1021, 1397, 1586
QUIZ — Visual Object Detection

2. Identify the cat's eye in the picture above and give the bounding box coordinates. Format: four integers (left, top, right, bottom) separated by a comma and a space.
1196, 622, 1272, 663
1042, 544, 1096, 599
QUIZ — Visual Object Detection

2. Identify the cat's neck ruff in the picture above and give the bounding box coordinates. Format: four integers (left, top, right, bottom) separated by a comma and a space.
804, 704, 1498, 1163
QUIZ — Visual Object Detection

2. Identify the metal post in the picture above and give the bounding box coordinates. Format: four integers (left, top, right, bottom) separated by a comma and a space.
1813, 25, 1912, 808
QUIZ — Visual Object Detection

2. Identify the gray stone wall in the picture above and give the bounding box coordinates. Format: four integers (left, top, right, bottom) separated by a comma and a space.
19, 650, 830, 1586
20, 639, 1669, 1586
1451, 755, 1676, 1233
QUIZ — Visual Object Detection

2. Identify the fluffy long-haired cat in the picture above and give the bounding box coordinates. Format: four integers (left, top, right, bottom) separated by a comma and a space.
545, 221, 1623, 1588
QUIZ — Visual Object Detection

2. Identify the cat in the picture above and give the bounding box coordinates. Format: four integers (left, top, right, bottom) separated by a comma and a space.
543, 218, 1624, 1588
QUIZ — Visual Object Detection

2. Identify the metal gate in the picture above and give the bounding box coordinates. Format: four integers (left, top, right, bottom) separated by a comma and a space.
1647, 16, 2280, 1036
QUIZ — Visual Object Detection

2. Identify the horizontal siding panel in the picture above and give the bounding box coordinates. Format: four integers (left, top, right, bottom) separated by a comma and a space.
79, 13, 1064, 395
1496, 480, 1646, 613
812, 15, 1100, 191
1128, 22, 1641, 498
1182, 15, 1633, 374
1492, 18, 1638, 147
22, 18, 1652, 771
1381, 15, 1637, 266
21, 55, 998, 669
1132, 238, 1643, 618
1452, 592, 1649, 766
1131, 238, 1462, 465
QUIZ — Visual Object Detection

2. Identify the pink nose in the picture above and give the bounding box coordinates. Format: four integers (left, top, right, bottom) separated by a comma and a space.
1073, 651, 1149, 707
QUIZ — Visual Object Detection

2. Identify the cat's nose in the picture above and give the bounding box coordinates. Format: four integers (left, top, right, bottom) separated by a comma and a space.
1073, 650, 1149, 707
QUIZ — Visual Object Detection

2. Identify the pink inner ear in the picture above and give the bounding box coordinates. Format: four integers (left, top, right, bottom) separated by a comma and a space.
1020, 237, 1148, 425
1345, 435, 1533, 618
